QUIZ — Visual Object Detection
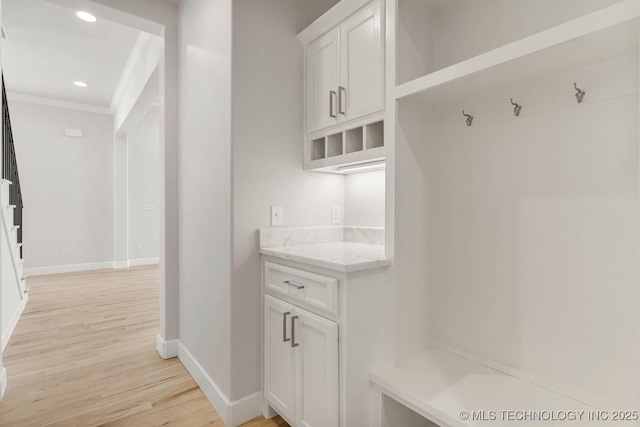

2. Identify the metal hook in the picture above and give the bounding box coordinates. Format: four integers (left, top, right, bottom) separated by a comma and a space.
574, 82, 586, 104
510, 99, 522, 117
462, 110, 473, 127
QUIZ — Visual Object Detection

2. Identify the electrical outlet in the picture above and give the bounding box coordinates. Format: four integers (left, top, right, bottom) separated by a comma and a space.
331, 205, 341, 225
271, 206, 283, 226
136, 243, 143, 252
61, 248, 69, 256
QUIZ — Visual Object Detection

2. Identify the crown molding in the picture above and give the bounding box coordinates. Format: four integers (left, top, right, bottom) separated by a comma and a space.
110, 32, 154, 113
6, 92, 111, 115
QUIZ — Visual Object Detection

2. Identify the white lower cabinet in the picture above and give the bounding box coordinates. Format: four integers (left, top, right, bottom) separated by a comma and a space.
263, 259, 386, 427
264, 295, 296, 422
264, 294, 338, 427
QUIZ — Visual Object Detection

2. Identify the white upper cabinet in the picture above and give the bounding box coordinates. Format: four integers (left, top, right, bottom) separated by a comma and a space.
306, 28, 341, 133
339, 1, 383, 121
305, 0, 383, 134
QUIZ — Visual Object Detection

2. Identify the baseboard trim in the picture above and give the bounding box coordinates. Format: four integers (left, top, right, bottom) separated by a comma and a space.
129, 257, 160, 267
113, 261, 130, 269
2, 294, 28, 351
0, 367, 6, 400
25, 262, 115, 276
155, 334, 178, 359
178, 342, 230, 424
229, 391, 263, 426
177, 342, 262, 427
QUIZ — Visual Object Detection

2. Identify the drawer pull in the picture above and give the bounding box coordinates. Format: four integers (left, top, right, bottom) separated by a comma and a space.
291, 315, 299, 348
284, 280, 305, 290
283, 311, 291, 343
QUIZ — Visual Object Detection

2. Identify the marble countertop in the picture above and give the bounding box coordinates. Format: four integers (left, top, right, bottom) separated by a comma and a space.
258, 241, 389, 273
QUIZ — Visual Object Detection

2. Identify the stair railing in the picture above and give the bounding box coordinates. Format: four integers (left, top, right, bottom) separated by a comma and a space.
2, 75, 23, 259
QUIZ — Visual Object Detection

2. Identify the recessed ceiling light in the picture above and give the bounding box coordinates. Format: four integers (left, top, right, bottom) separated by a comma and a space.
76, 11, 97, 23
74, 81, 88, 88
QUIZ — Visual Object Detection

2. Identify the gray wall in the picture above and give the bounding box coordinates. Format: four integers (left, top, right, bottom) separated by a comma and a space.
178, 0, 383, 404
128, 106, 160, 261
230, 0, 346, 400
178, 0, 233, 398
11, 101, 114, 269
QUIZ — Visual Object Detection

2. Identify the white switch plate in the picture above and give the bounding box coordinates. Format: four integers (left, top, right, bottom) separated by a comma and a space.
331, 205, 340, 224
271, 206, 283, 226
61, 248, 69, 256
136, 243, 143, 252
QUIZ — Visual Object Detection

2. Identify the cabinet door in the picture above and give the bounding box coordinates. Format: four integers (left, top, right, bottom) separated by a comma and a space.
306, 28, 341, 133
293, 306, 339, 427
340, 1, 383, 121
264, 295, 295, 423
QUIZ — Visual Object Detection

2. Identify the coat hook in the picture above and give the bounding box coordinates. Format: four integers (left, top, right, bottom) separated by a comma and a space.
462, 110, 473, 127
574, 82, 586, 104
510, 99, 522, 117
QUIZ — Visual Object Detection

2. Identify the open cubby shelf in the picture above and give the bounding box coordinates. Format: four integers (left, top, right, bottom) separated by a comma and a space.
396, 0, 638, 105
345, 127, 363, 153
327, 133, 343, 157
311, 137, 325, 161
306, 119, 385, 172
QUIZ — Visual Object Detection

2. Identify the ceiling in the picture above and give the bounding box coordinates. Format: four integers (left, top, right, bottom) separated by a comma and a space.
2, 0, 140, 107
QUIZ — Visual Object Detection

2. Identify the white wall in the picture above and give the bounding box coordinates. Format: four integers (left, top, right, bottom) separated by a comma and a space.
178, 0, 233, 402
429, 55, 639, 406
345, 170, 385, 228
10, 101, 114, 269
231, 0, 346, 401
128, 106, 159, 261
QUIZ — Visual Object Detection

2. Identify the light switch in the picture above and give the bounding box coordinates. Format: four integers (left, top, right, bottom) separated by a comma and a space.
331, 205, 340, 224
271, 206, 283, 226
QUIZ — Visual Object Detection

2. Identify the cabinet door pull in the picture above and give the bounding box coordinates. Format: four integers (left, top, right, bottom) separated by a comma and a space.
284, 280, 305, 290
291, 315, 299, 348
329, 90, 337, 118
283, 311, 291, 343
339, 86, 346, 115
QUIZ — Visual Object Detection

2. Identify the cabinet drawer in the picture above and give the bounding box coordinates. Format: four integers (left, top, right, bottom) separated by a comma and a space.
264, 262, 338, 317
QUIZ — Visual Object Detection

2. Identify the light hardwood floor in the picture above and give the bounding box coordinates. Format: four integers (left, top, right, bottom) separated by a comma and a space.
0, 266, 288, 427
